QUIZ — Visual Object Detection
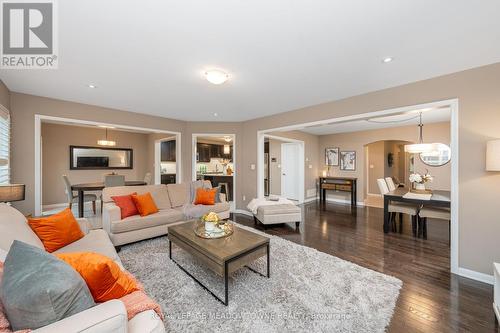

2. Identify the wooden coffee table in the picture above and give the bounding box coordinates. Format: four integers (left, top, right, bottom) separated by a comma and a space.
168, 220, 270, 306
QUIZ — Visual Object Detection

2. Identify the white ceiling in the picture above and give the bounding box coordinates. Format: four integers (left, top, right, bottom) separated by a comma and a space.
299, 107, 450, 135
1, 1, 500, 122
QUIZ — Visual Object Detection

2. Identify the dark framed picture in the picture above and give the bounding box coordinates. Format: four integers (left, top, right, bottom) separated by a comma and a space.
325, 147, 339, 166
340, 151, 356, 171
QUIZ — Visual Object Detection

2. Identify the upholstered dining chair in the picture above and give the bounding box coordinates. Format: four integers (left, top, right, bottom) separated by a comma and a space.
62, 175, 97, 214
143, 172, 152, 185
101, 175, 125, 211
418, 207, 451, 242
377, 178, 419, 234
385, 177, 397, 191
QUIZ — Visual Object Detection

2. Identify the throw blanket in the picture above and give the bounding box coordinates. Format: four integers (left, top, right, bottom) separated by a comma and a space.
247, 197, 296, 214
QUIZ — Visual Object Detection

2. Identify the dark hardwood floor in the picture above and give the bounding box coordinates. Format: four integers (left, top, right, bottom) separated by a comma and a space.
232, 201, 497, 333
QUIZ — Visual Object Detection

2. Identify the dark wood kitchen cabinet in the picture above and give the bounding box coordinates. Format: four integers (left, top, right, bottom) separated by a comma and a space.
197, 143, 211, 162
161, 174, 176, 184
161, 140, 176, 162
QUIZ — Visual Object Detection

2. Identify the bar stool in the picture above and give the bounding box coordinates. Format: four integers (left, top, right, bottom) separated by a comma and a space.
418, 207, 451, 242
219, 182, 229, 201
377, 179, 419, 234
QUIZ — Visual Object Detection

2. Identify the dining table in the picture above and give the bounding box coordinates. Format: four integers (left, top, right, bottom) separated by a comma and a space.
71, 181, 147, 218
383, 187, 451, 233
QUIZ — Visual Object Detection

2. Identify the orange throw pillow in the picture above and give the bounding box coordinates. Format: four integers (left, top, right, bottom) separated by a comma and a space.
131, 192, 159, 216
28, 208, 84, 253
56, 252, 139, 302
112, 192, 139, 219
194, 188, 217, 205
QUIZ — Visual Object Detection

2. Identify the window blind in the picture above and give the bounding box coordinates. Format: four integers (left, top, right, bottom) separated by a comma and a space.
0, 108, 10, 185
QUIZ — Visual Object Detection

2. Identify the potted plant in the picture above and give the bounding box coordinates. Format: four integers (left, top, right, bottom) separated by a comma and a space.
409, 171, 433, 191
202, 212, 220, 232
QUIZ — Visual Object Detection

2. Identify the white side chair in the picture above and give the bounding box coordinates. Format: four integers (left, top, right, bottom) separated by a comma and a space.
418, 207, 451, 241
143, 172, 152, 185
377, 178, 419, 234
100, 175, 125, 212
62, 175, 97, 214
385, 177, 397, 191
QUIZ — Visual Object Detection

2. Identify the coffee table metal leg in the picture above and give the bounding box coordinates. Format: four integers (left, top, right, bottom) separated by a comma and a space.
169, 238, 172, 259
267, 243, 270, 278
224, 261, 229, 306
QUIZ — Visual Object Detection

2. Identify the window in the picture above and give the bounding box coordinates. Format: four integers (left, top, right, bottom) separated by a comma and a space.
0, 108, 10, 185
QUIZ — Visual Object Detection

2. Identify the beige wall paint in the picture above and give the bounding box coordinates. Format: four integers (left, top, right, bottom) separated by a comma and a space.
0, 81, 10, 110
9, 92, 186, 213
318, 122, 451, 202
241, 63, 500, 275
41, 123, 149, 205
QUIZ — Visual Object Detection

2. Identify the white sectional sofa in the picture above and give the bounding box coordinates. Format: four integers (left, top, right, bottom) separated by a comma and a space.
0, 203, 165, 333
102, 181, 230, 246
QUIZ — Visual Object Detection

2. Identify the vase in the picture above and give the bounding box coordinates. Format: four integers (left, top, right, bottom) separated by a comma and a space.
414, 183, 426, 191
205, 221, 216, 231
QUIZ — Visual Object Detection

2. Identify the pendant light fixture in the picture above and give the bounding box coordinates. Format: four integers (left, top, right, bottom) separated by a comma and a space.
97, 128, 116, 146
404, 112, 436, 153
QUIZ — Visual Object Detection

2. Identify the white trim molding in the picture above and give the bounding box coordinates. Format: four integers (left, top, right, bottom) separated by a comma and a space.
458, 267, 494, 285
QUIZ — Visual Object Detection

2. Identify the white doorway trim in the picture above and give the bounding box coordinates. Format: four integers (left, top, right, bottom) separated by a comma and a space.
191, 133, 236, 211
34, 114, 181, 216
263, 134, 305, 203
257, 98, 459, 277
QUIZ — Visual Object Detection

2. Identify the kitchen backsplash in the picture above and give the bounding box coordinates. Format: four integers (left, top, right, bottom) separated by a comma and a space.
197, 158, 234, 174
161, 162, 177, 174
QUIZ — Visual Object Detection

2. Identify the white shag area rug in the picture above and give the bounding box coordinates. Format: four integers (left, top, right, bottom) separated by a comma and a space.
119, 225, 402, 333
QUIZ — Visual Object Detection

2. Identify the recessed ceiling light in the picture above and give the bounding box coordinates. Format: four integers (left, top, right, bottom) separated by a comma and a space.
213, 112, 218, 117
205, 69, 229, 85
382, 57, 393, 63
87, 84, 97, 88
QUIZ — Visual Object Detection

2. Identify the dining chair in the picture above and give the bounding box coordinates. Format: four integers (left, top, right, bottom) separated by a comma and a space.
418, 207, 451, 242
385, 177, 397, 191
377, 178, 419, 234
62, 175, 97, 214
104, 174, 125, 187
143, 172, 152, 185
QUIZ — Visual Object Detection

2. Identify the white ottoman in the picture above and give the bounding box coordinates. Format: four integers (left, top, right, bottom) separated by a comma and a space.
254, 204, 302, 228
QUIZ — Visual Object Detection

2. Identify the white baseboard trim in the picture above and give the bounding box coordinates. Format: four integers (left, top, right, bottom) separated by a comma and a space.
457, 267, 494, 285
233, 209, 253, 217
324, 197, 365, 206
303, 197, 318, 203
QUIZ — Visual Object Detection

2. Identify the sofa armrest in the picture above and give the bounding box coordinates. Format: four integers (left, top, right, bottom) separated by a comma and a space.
102, 202, 121, 234
219, 193, 227, 203
76, 218, 91, 235
33, 300, 128, 333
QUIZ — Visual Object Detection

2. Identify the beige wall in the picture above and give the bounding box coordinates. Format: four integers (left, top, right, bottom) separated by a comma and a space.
41, 123, 149, 205
367, 141, 385, 195
0, 81, 9, 110
9, 92, 187, 213
241, 63, 500, 275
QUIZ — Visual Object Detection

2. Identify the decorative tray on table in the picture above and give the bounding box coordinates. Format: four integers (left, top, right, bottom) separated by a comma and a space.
194, 220, 234, 239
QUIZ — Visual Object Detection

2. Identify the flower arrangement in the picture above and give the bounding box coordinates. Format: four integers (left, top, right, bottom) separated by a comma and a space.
202, 212, 220, 231
409, 170, 433, 191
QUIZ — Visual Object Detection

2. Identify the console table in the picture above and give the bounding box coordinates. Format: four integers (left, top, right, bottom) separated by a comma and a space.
319, 177, 358, 207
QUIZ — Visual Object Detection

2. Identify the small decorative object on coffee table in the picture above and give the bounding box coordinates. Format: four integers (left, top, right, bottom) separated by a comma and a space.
409, 171, 433, 194
194, 213, 234, 239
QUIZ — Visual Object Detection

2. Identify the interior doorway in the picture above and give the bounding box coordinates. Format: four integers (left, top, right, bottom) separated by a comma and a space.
281, 142, 301, 200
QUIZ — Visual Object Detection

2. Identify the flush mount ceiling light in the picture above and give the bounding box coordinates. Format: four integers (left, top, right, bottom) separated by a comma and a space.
205, 69, 229, 85
382, 57, 393, 63
213, 112, 218, 117
87, 84, 97, 88
224, 136, 232, 142
97, 128, 116, 146
404, 112, 438, 153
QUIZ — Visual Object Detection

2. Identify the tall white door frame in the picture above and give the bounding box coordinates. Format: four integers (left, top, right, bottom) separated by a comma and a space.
280, 142, 302, 200
34, 115, 181, 216
257, 98, 460, 278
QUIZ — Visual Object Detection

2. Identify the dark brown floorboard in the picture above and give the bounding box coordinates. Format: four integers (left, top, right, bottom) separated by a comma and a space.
231, 201, 497, 332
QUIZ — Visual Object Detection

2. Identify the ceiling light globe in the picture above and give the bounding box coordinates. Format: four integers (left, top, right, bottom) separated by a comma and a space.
205, 70, 229, 85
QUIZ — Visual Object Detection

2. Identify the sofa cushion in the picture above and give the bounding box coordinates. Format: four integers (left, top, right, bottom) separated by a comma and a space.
112, 193, 139, 219
189, 180, 204, 203
54, 229, 121, 264
183, 202, 231, 219
131, 193, 159, 217
167, 183, 189, 208
111, 209, 184, 234
193, 188, 217, 205
28, 208, 84, 253
257, 204, 300, 215
0, 241, 95, 331
56, 253, 139, 303
0, 203, 44, 253
102, 185, 171, 210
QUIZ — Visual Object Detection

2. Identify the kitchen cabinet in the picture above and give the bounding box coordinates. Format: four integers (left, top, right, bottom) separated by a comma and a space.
161, 140, 176, 162
197, 143, 211, 162
161, 173, 176, 184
